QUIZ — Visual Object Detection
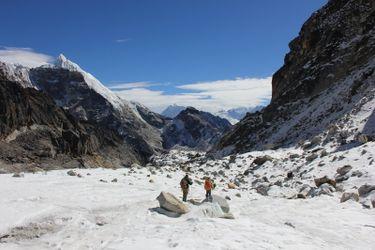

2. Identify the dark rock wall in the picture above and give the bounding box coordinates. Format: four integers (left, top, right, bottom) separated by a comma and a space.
214, 0, 375, 155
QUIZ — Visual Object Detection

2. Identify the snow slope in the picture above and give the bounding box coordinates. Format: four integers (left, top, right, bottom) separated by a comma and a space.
1, 142, 374, 250
0, 62, 34, 88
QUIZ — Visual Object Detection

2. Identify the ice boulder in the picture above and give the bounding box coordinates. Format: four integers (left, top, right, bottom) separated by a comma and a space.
156, 192, 190, 214
199, 201, 234, 219
211, 195, 230, 213
200, 202, 225, 218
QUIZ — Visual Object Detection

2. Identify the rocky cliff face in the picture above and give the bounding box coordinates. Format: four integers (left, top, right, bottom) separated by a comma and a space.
214, 0, 375, 156
131, 102, 171, 129
0, 55, 167, 168
28, 66, 164, 162
162, 107, 232, 150
31, 55, 168, 159
0, 73, 141, 172
0, 74, 98, 156
272, 0, 375, 103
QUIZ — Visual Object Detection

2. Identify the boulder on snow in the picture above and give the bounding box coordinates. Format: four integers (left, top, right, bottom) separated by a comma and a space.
351, 170, 363, 177
289, 154, 300, 159
297, 184, 314, 199
256, 184, 270, 196
357, 134, 375, 144
150, 207, 181, 218
156, 192, 189, 214
336, 165, 352, 176
320, 149, 328, 157
287, 171, 294, 179
253, 155, 273, 165
188, 199, 202, 206
314, 183, 335, 196
273, 180, 283, 187
310, 136, 322, 146
335, 175, 349, 183
233, 179, 242, 187
12, 173, 24, 178
358, 184, 375, 197
228, 182, 237, 189
306, 153, 318, 162
340, 192, 359, 203
67, 170, 77, 176
229, 155, 236, 163
314, 176, 336, 187
335, 184, 344, 192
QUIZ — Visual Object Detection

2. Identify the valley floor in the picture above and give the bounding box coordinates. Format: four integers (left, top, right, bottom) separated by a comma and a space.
0, 165, 374, 250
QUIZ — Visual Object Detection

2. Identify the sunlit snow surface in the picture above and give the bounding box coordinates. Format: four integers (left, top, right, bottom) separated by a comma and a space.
0, 144, 374, 250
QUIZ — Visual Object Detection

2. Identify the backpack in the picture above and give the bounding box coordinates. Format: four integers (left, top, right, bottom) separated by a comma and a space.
204, 180, 212, 190
180, 178, 188, 189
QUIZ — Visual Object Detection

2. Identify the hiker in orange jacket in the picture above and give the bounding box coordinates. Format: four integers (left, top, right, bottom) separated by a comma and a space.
204, 177, 214, 201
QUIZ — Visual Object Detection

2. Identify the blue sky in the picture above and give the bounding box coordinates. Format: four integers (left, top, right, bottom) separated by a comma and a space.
1, 0, 327, 112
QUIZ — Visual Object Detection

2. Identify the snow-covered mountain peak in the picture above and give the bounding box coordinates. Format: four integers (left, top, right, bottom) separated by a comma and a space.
57, 53, 67, 61
53, 54, 126, 109
55, 53, 82, 72
161, 104, 187, 118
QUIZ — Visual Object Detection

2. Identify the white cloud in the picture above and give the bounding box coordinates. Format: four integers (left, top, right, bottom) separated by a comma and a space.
109, 82, 154, 90
115, 38, 131, 43
113, 77, 272, 113
0, 46, 272, 114
0, 46, 53, 68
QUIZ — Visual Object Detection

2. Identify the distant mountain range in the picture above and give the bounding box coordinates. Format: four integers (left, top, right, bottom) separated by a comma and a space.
161, 105, 264, 124
161, 104, 186, 119
162, 107, 232, 150
215, 106, 264, 124
0, 56, 231, 172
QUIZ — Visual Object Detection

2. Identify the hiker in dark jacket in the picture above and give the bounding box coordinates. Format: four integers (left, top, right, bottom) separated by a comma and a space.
180, 174, 193, 202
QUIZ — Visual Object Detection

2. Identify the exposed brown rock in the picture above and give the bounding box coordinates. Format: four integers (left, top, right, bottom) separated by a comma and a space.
314, 176, 336, 188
